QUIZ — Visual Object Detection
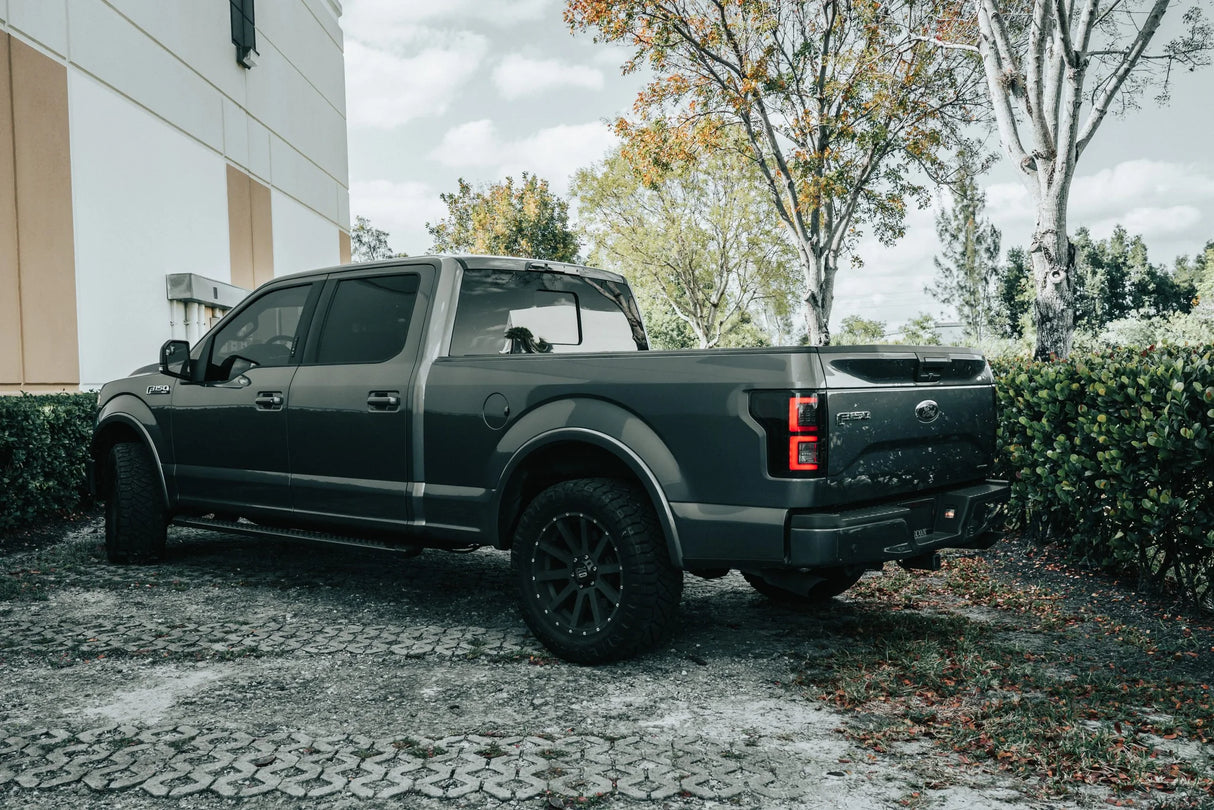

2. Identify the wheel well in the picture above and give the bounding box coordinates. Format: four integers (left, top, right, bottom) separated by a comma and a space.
497, 440, 645, 549
92, 423, 143, 499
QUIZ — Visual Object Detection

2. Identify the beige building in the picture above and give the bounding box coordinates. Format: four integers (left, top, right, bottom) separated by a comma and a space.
1, 0, 351, 391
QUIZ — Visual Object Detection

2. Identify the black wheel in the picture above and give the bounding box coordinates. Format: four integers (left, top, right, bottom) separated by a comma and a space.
512, 478, 682, 664
105, 443, 167, 564
742, 566, 865, 605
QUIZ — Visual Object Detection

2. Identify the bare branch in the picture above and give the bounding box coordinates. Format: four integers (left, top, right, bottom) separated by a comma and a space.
1076, 0, 1170, 156
1026, 0, 1057, 153
977, 0, 1033, 171
986, 1, 1023, 71
1051, 0, 1080, 66
910, 34, 980, 54
1091, 0, 1127, 30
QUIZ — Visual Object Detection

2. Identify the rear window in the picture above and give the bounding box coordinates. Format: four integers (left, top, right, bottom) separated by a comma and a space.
450, 268, 646, 356
314, 274, 420, 365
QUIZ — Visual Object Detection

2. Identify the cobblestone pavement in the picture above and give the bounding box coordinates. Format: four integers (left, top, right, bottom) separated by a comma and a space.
0, 612, 534, 662
0, 520, 1063, 809
0, 725, 830, 802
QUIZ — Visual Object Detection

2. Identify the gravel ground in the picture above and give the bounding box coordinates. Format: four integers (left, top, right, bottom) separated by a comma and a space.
0, 513, 1207, 809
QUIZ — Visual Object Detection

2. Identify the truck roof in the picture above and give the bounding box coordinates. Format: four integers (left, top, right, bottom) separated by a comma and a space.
268, 254, 627, 286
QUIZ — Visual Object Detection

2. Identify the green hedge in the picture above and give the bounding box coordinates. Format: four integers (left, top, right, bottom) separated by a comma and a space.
4, 357, 1214, 607
992, 347, 1214, 608
0, 393, 97, 533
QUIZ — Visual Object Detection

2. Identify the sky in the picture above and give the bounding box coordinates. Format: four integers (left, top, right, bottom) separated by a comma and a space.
340, 0, 1214, 336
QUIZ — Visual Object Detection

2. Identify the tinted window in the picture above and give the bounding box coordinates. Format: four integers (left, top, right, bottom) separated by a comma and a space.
314, 274, 420, 364
451, 269, 645, 356
209, 283, 311, 378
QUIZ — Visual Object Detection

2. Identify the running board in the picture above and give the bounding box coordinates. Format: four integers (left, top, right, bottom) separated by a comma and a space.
171, 517, 424, 555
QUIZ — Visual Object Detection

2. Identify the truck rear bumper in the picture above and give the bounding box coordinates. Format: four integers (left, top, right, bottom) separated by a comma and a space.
786, 480, 1010, 568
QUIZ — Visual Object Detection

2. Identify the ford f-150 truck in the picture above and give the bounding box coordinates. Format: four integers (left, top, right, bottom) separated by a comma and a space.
92, 255, 1008, 663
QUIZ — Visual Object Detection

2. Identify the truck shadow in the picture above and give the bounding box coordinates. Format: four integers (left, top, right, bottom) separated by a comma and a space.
5, 521, 973, 665
159, 531, 971, 664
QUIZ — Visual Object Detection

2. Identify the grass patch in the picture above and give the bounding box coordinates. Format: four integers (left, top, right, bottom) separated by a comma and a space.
0, 538, 105, 601
0, 573, 49, 601
391, 737, 448, 758
16, 538, 105, 573
793, 556, 1213, 801
475, 741, 508, 759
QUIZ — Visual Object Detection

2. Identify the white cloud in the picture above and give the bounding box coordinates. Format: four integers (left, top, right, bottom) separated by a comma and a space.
349, 179, 448, 256
492, 54, 604, 100
1111, 205, 1203, 238
831, 158, 1214, 330
344, 37, 487, 129
590, 42, 639, 69
342, 0, 554, 46
429, 119, 500, 167
501, 124, 619, 190
1071, 160, 1214, 221
429, 120, 618, 195
986, 160, 1214, 233
983, 159, 1214, 261
983, 181, 1034, 230
833, 201, 947, 330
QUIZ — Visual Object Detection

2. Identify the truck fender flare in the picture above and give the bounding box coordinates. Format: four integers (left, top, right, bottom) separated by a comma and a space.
94, 395, 170, 506
491, 404, 685, 568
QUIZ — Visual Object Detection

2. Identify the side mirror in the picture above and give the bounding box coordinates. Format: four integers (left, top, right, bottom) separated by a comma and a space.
159, 339, 191, 379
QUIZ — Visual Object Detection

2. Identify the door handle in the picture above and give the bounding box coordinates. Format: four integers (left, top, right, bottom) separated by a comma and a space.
255, 392, 285, 410
367, 391, 401, 412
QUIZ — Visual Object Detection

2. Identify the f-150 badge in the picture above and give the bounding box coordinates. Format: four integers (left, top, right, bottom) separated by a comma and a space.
147, 385, 171, 395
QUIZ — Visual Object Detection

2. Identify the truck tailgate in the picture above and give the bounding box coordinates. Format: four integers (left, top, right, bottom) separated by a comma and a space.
820, 348, 995, 491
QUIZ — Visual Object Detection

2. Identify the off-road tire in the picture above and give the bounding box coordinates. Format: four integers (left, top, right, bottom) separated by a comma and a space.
512, 478, 682, 665
105, 443, 167, 564
742, 566, 865, 605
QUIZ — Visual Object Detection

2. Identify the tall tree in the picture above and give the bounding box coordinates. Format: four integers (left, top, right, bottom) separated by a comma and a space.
1171, 240, 1212, 303
993, 246, 1033, 338
573, 137, 797, 349
953, 0, 1211, 358
427, 173, 579, 263
834, 315, 887, 345
566, 0, 984, 345
1184, 240, 1214, 305
1073, 225, 1195, 329
897, 313, 944, 345
350, 215, 396, 261
926, 152, 1001, 341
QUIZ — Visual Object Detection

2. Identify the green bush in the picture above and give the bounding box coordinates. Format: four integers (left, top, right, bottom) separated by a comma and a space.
0, 393, 97, 533
993, 347, 1214, 608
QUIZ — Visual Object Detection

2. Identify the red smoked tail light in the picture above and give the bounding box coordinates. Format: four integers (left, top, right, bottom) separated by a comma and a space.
749, 390, 826, 478
789, 395, 818, 432
789, 436, 819, 470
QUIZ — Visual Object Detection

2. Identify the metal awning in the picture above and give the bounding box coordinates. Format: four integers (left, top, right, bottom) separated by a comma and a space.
165, 273, 248, 308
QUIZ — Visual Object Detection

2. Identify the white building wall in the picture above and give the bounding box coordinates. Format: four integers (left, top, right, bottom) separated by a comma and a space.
1, 0, 349, 388
68, 0, 228, 153
272, 189, 341, 277
5, 0, 68, 56
69, 72, 231, 389
87, 1, 347, 226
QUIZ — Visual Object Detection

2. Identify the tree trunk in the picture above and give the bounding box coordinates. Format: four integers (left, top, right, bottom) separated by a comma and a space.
1030, 187, 1076, 360
804, 293, 830, 346
796, 244, 832, 346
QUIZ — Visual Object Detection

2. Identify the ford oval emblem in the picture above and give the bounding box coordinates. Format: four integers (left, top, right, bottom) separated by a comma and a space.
915, 400, 940, 423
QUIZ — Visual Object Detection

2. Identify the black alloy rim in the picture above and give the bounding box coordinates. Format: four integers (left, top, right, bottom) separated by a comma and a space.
528, 511, 623, 635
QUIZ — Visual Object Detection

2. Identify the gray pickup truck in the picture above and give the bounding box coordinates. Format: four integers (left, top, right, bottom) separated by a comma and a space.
92, 255, 1008, 663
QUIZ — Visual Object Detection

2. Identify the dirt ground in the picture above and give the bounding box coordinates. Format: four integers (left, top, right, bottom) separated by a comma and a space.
0, 513, 1210, 809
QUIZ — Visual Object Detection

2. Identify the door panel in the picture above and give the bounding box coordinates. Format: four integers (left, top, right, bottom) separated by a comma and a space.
170, 282, 316, 513
171, 365, 298, 510
288, 271, 426, 524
